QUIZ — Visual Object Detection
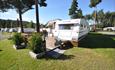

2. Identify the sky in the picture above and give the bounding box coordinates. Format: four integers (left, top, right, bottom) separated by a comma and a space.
0, 0, 115, 24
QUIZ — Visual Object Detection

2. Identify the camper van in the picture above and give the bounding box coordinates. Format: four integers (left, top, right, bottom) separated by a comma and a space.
52, 19, 89, 42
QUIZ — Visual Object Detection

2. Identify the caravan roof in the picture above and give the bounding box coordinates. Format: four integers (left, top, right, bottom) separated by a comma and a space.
56, 19, 81, 24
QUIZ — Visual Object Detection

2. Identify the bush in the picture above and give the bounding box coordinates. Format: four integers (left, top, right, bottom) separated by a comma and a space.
28, 33, 44, 53
12, 33, 24, 45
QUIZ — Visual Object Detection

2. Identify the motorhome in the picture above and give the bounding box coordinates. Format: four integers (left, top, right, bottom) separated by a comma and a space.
51, 19, 89, 42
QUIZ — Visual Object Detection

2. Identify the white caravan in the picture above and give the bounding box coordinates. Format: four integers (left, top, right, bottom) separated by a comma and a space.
52, 19, 89, 42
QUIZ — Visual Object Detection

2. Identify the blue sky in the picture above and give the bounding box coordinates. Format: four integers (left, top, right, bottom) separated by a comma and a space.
0, 0, 114, 24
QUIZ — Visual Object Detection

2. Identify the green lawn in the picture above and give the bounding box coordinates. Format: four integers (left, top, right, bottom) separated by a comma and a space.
0, 33, 115, 70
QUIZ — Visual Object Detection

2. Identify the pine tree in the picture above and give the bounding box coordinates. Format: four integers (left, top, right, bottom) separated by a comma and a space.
69, 0, 83, 19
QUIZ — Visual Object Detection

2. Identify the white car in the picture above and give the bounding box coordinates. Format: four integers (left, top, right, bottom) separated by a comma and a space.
9, 28, 17, 32
103, 27, 115, 31
0, 28, 5, 32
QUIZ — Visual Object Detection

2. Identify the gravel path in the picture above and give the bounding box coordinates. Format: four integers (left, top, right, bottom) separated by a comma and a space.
46, 36, 56, 50
45, 36, 66, 58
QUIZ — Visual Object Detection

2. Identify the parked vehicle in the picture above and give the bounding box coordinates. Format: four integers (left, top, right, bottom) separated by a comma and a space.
103, 27, 115, 31
18, 28, 35, 33
9, 28, 18, 32
0, 28, 4, 32
51, 19, 90, 42
1, 28, 18, 32
4, 28, 10, 32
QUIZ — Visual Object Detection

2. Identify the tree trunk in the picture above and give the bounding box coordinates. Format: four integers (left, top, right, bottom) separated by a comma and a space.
35, 0, 40, 32
93, 7, 97, 31
19, 9, 24, 33
17, 19, 19, 27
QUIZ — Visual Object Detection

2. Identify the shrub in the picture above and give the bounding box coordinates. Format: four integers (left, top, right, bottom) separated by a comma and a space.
28, 33, 44, 53
12, 33, 24, 45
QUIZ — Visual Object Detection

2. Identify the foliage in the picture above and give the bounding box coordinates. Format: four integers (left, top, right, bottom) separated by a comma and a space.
27, 21, 35, 28
12, 33, 24, 45
89, 0, 102, 8
97, 11, 115, 27
85, 10, 115, 28
77, 9, 83, 18
97, 9, 104, 22
0, 19, 35, 28
39, 0, 47, 7
28, 33, 44, 53
103, 12, 115, 27
89, 0, 102, 30
7, 0, 34, 14
30, 21, 35, 28
0, 0, 12, 12
69, 0, 83, 19
85, 14, 93, 20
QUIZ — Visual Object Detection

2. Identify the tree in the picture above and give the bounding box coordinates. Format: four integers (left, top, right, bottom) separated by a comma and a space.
92, 10, 98, 23
27, 21, 35, 28
89, 0, 102, 31
97, 9, 105, 27
89, 0, 102, 21
7, 0, 35, 32
78, 9, 83, 18
30, 21, 35, 28
0, 0, 47, 32
17, 19, 20, 27
110, 12, 115, 27
85, 14, 92, 20
0, 20, 6, 28
35, 0, 47, 32
0, 0, 12, 12
0, 19, 36, 28
89, 0, 102, 8
104, 12, 115, 27
69, 0, 83, 19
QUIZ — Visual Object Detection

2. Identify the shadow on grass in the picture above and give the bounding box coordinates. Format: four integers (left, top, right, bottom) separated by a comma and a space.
79, 33, 115, 48
41, 54, 75, 60
0, 50, 2, 51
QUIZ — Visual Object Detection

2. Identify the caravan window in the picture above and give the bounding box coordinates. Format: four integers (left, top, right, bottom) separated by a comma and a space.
59, 24, 74, 30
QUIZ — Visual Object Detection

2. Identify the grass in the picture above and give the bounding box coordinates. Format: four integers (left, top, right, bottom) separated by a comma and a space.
79, 32, 115, 48
0, 32, 115, 70
0, 32, 13, 39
